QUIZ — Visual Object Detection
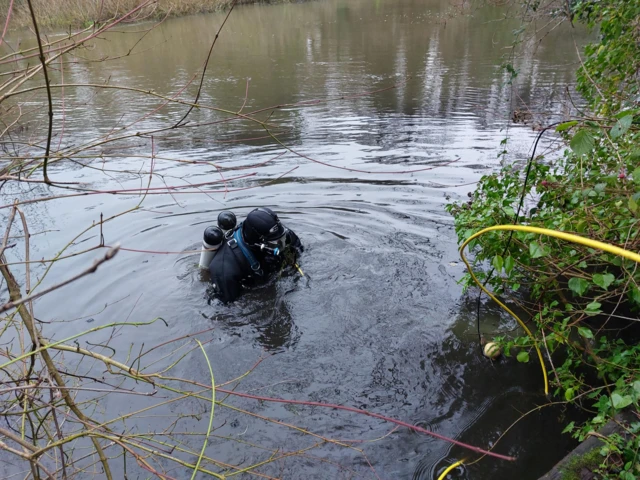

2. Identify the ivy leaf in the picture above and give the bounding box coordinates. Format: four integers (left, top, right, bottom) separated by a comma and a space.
529, 241, 549, 258
611, 114, 633, 139
568, 277, 589, 296
492, 255, 504, 273
578, 326, 594, 339
570, 129, 595, 156
593, 273, 615, 290
504, 255, 515, 274
611, 392, 633, 410
517, 351, 530, 363
630, 287, 640, 305
565, 388, 575, 402
556, 120, 578, 132
562, 421, 575, 433
585, 302, 602, 315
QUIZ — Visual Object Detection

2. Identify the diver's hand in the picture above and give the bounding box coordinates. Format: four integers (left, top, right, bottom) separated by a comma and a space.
286, 229, 304, 253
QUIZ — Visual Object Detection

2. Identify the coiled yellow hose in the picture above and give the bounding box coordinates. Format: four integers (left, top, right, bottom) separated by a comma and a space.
460, 224, 640, 396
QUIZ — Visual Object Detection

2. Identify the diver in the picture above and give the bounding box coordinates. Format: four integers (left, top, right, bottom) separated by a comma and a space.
198, 208, 303, 303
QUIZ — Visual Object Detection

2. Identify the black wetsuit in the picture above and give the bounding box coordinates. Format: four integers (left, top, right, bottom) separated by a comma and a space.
208, 228, 302, 303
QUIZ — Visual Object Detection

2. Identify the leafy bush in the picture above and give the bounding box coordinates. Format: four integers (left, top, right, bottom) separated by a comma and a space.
447, 0, 640, 476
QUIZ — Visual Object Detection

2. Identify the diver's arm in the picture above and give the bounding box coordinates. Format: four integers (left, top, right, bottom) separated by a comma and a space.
209, 249, 244, 303
286, 229, 303, 253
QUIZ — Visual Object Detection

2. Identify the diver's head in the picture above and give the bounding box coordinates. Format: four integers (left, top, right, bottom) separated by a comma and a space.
242, 207, 287, 253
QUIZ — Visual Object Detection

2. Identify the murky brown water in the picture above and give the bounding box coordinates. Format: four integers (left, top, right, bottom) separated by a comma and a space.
1, 0, 592, 478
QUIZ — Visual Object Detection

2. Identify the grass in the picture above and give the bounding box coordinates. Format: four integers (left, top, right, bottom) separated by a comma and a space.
0, 0, 295, 30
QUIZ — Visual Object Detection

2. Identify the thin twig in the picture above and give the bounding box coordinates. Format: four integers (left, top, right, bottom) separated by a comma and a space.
0, 245, 120, 314
26, 0, 54, 184
0, 204, 17, 258
175, 0, 238, 126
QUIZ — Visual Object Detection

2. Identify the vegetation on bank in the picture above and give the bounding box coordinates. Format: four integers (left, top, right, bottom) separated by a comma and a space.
448, 0, 640, 477
0, 0, 295, 30
560, 448, 601, 480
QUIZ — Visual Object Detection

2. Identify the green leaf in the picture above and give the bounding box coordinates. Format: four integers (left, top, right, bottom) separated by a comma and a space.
512, 283, 520, 291
492, 255, 504, 273
611, 392, 633, 410
611, 114, 633, 139
504, 255, 515, 274
565, 388, 575, 402
529, 241, 549, 258
568, 277, 589, 296
630, 196, 638, 213
517, 351, 530, 363
585, 302, 602, 315
630, 287, 640, 305
578, 326, 594, 339
562, 421, 575, 434
570, 129, 595, 156
633, 381, 640, 396
632, 167, 640, 185
503, 206, 515, 217
556, 120, 578, 132
593, 273, 615, 290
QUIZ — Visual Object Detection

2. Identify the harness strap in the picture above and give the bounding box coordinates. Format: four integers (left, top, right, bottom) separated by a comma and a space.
229, 226, 263, 276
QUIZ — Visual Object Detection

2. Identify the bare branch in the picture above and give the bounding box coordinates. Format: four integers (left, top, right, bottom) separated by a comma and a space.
175, 0, 238, 126
0, 245, 120, 314
26, 0, 54, 184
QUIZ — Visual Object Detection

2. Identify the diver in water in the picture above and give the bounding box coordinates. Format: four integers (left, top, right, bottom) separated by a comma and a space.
198, 208, 303, 303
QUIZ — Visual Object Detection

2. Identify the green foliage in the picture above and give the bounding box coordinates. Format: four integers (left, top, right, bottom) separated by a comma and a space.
446, 0, 640, 477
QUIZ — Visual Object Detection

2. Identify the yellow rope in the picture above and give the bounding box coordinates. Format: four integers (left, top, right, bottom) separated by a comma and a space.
460, 224, 640, 396
437, 459, 464, 480
295, 263, 305, 277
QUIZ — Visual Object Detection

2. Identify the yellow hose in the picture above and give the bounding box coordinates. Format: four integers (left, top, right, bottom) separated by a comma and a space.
437, 459, 464, 480
460, 224, 640, 396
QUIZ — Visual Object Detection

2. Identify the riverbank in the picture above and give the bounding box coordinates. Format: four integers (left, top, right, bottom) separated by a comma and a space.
0, 0, 297, 30
538, 411, 637, 480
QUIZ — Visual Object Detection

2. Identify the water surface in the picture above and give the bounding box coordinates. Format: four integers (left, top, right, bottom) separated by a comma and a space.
0, 1, 592, 478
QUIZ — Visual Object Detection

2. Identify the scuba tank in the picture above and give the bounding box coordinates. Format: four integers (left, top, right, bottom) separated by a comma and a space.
198, 211, 237, 269
217, 211, 237, 237
198, 226, 224, 269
